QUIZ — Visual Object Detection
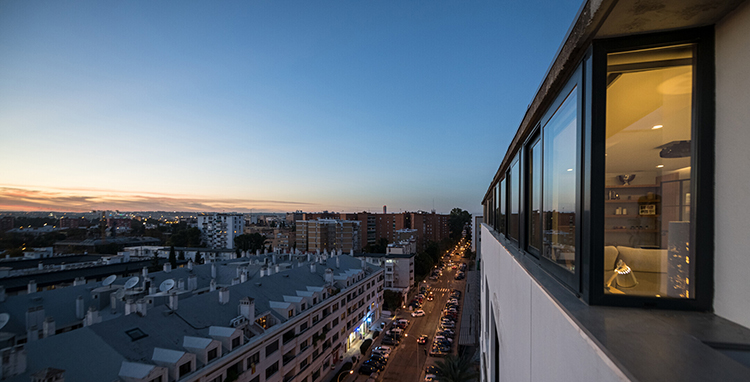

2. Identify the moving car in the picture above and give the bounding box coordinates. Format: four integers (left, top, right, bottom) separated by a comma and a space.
411, 309, 425, 317
417, 335, 429, 345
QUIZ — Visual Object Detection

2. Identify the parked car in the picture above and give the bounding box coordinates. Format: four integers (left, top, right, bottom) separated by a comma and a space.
382, 337, 399, 346
441, 322, 456, 329
362, 360, 384, 371
425, 374, 438, 382
425, 366, 441, 375
359, 364, 378, 375
372, 345, 392, 356
369, 355, 388, 365
411, 309, 425, 317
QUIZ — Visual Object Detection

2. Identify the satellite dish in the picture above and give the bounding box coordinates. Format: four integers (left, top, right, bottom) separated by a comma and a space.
115, 288, 126, 299
0, 313, 9, 330
102, 275, 117, 287
159, 279, 175, 292
124, 276, 139, 290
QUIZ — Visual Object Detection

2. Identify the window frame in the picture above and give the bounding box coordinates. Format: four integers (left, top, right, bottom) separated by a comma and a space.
524, 129, 543, 257
586, 27, 714, 309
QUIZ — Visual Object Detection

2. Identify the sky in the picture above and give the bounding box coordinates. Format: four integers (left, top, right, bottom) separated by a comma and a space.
0, 0, 582, 215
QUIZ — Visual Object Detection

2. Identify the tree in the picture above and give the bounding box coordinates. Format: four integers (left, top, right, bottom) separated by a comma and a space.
195, 252, 203, 264
234, 233, 267, 253
449, 208, 472, 241
434, 354, 479, 382
178, 250, 185, 261
150, 254, 160, 272
169, 246, 177, 268
382, 290, 402, 311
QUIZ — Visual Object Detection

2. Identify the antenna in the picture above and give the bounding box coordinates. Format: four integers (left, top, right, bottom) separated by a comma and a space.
102, 275, 117, 288
0, 313, 9, 330
124, 276, 139, 290
159, 279, 175, 293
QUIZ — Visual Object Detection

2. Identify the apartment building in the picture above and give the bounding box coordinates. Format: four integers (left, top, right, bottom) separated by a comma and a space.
0, 254, 384, 382
295, 219, 360, 254
481, 1, 750, 381
198, 214, 245, 250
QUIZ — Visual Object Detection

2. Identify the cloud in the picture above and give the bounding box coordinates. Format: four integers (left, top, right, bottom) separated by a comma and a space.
0, 186, 317, 212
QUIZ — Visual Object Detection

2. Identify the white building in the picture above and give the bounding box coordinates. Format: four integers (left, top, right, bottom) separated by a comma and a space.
481, 1, 750, 381
358, 248, 415, 306
197, 214, 245, 250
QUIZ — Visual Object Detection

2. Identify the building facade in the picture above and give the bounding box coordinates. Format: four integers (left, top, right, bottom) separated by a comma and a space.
197, 214, 245, 250
481, 1, 750, 381
295, 220, 360, 254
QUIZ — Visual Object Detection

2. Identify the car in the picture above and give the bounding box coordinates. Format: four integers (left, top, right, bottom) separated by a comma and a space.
395, 319, 409, 328
425, 366, 441, 375
382, 337, 399, 346
441, 322, 456, 329
359, 365, 378, 375
438, 330, 454, 337
435, 335, 453, 343
411, 309, 425, 317
369, 355, 388, 365
372, 346, 392, 356
417, 334, 429, 345
425, 374, 438, 382
427, 295, 434, 300
362, 361, 384, 372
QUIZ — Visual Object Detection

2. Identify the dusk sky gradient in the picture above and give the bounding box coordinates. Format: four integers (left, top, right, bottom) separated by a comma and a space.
0, 0, 582, 214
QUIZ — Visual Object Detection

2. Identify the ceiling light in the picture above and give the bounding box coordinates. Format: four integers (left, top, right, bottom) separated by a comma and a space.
656, 164, 664, 168
652, 125, 663, 130
567, 168, 573, 172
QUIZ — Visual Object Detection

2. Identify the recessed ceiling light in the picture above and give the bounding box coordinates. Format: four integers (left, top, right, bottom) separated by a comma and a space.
652, 125, 663, 130
656, 164, 664, 168
567, 168, 573, 172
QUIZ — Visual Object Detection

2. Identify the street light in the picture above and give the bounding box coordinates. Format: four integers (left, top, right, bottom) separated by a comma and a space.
337, 370, 354, 382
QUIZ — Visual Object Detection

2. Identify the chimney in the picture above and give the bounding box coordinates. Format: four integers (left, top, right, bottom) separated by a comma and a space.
73, 277, 86, 286
149, 284, 157, 295
310, 262, 317, 273
219, 288, 229, 305
336, 255, 340, 269
260, 265, 267, 277
210, 279, 217, 292
169, 291, 178, 311
125, 299, 136, 315
272, 254, 277, 264
187, 259, 193, 270
142, 267, 148, 278
240, 270, 247, 283
274, 264, 280, 274
110, 293, 117, 314
1, 345, 27, 378
188, 275, 197, 291
136, 299, 147, 316
0, 285, 5, 302
307, 253, 311, 262
236, 267, 241, 278
325, 268, 334, 285
361, 258, 366, 270
163, 262, 172, 273
42, 317, 55, 338
27, 280, 37, 294
239, 297, 255, 322
211, 263, 216, 279
26, 306, 44, 335
232, 277, 240, 286
76, 296, 84, 319
178, 278, 185, 290
86, 305, 101, 325
26, 326, 38, 342
38, 262, 43, 270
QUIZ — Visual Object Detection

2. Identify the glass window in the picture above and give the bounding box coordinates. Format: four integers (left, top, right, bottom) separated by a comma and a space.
265, 340, 279, 357
508, 159, 520, 241
494, 183, 500, 231
528, 136, 542, 252
499, 177, 506, 234
603, 44, 694, 298
542, 88, 578, 272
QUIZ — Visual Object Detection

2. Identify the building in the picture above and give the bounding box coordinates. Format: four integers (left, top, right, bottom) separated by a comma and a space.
481, 1, 750, 381
197, 214, 245, 250
0, 216, 15, 232
472, 216, 482, 256
0, 254, 384, 382
358, 239, 416, 305
269, 229, 296, 253
295, 219, 360, 254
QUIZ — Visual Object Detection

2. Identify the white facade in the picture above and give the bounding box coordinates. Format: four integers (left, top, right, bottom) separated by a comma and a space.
197, 214, 245, 250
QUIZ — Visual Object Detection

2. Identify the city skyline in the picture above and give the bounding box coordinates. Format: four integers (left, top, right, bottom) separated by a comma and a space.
0, 0, 582, 214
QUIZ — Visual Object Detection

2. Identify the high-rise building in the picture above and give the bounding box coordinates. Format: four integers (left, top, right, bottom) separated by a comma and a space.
197, 214, 245, 249
480, 1, 750, 381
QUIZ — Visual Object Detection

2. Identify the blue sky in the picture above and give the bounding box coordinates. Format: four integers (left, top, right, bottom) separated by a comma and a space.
0, 0, 582, 214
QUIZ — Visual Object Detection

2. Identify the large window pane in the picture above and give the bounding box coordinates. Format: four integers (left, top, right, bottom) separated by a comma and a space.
498, 177, 506, 235
603, 45, 694, 298
528, 137, 542, 252
494, 183, 500, 231
542, 89, 577, 272
508, 160, 520, 241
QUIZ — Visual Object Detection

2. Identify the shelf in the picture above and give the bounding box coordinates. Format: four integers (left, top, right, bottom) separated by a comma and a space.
605, 229, 659, 233
604, 215, 659, 218
604, 184, 658, 189
605, 199, 660, 203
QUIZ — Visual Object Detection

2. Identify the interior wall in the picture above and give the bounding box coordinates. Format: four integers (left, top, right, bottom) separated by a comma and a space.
481, 225, 628, 382
714, 0, 750, 329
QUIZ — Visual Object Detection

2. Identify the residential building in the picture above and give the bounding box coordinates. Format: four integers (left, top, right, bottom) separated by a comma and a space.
358, 240, 416, 305
197, 214, 245, 250
472, 216, 482, 256
0, 254, 384, 382
269, 229, 296, 252
481, 1, 750, 381
295, 219, 360, 254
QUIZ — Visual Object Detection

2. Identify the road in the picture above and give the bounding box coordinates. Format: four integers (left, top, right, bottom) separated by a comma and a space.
352, 246, 468, 382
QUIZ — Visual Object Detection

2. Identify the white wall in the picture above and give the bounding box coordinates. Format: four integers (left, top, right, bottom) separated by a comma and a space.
481, 225, 628, 382
714, 0, 750, 330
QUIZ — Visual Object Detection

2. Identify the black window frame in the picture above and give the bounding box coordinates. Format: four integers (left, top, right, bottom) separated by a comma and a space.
586, 27, 714, 310
525, 129, 543, 257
